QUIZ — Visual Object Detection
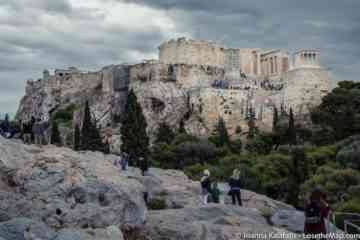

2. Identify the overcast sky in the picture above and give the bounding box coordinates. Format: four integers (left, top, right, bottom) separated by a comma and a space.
0, 0, 359, 117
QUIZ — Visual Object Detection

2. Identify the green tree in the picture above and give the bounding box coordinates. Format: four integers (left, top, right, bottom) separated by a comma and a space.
212, 117, 230, 147
286, 147, 307, 207
288, 108, 297, 145
80, 101, 105, 152
272, 107, 279, 132
73, 124, 80, 151
247, 107, 258, 139
311, 81, 360, 141
155, 122, 175, 144
178, 119, 186, 134
120, 90, 149, 166
50, 121, 62, 146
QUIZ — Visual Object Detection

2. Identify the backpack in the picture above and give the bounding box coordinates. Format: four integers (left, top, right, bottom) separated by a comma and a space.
305, 202, 321, 224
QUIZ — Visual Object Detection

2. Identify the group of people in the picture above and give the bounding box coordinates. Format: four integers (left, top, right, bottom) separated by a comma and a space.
200, 169, 331, 235
114, 153, 150, 177
200, 169, 242, 206
20, 117, 49, 145
0, 120, 16, 139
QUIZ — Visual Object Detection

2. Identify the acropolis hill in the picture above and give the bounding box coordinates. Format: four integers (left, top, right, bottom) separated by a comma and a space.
16, 37, 332, 150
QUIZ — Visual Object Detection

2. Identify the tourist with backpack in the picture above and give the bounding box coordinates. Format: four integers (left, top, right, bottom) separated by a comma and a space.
200, 169, 211, 205
304, 187, 330, 235
228, 169, 242, 206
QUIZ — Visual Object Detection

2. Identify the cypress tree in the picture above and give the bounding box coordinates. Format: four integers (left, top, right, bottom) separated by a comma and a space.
247, 107, 258, 139
288, 108, 297, 145
120, 90, 149, 166
214, 117, 230, 147
286, 147, 306, 207
272, 107, 279, 132
73, 124, 80, 151
50, 121, 62, 146
156, 122, 175, 144
178, 119, 187, 134
80, 101, 105, 152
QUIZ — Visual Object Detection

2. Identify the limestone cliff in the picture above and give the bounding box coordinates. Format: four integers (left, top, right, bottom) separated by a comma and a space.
15, 39, 332, 150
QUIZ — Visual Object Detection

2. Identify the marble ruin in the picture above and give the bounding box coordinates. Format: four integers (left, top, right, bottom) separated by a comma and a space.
16, 37, 332, 144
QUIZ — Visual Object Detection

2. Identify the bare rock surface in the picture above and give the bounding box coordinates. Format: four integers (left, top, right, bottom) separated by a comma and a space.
144, 205, 301, 240
0, 137, 314, 239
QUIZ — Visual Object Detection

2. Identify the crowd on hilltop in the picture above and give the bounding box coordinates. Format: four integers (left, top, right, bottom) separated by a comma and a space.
211, 78, 284, 91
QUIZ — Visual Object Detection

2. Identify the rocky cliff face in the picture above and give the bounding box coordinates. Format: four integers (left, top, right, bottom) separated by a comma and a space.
15, 60, 331, 149
1, 137, 339, 239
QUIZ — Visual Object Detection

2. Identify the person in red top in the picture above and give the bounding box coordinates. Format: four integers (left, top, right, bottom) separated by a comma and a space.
304, 187, 331, 236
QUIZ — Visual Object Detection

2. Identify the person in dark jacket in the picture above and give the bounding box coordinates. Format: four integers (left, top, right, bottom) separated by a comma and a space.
200, 169, 211, 205
304, 187, 330, 236
228, 169, 242, 206
210, 181, 221, 204
139, 157, 149, 176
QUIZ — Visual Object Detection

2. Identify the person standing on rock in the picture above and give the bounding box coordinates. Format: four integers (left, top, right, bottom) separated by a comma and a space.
121, 153, 129, 171
228, 169, 242, 206
200, 169, 211, 205
304, 187, 330, 236
139, 157, 149, 176
32, 119, 42, 145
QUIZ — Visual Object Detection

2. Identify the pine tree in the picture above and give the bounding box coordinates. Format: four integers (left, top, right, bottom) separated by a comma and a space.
73, 124, 80, 151
156, 122, 175, 144
50, 121, 62, 146
247, 107, 258, 139
178, 119, 187, 134
288, 108, 297, 145
286, 147, 306, 207
120, 90, 149, 166
80, 101, 105, 152
272, 107, 279, 132
214, 117, 230, 147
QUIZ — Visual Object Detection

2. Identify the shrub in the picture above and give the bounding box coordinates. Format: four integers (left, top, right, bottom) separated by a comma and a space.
334, 200, 360, 232
52, 104, 76, 123
147, 198, 167, 210
336, 140, 360, 170
245, 134, 274, 155
301, 166, 360, 205
252, 153, 291, 199
184, 163, 208, 181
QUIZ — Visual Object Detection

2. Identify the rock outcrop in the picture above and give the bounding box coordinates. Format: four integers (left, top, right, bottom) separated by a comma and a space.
0, 137, 338, 239
144, 205, 300, 240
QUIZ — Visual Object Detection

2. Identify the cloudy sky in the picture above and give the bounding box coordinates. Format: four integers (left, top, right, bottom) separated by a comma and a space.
0, 0, 359, 117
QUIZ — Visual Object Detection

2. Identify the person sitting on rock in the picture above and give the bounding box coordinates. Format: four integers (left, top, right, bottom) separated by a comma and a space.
304, 187, 330, 236
210, 181, 221, 204
200, 169, 211, 205
228, 169, 242, 206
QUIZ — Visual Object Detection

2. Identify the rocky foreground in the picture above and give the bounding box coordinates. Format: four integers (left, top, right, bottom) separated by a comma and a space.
0, 136, 315, 239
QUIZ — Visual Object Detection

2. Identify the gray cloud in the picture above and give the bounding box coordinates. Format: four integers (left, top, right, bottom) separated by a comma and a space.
0, 0, 359, 117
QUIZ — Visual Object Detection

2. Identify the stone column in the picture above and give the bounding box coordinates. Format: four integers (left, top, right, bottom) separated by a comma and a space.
257, 53, 261, 75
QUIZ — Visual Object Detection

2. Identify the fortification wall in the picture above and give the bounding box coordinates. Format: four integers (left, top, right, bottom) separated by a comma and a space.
193, 87, 280, 134
282, 67, 330, 115
129, 62, 224, 89
159, 38, 225, 68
